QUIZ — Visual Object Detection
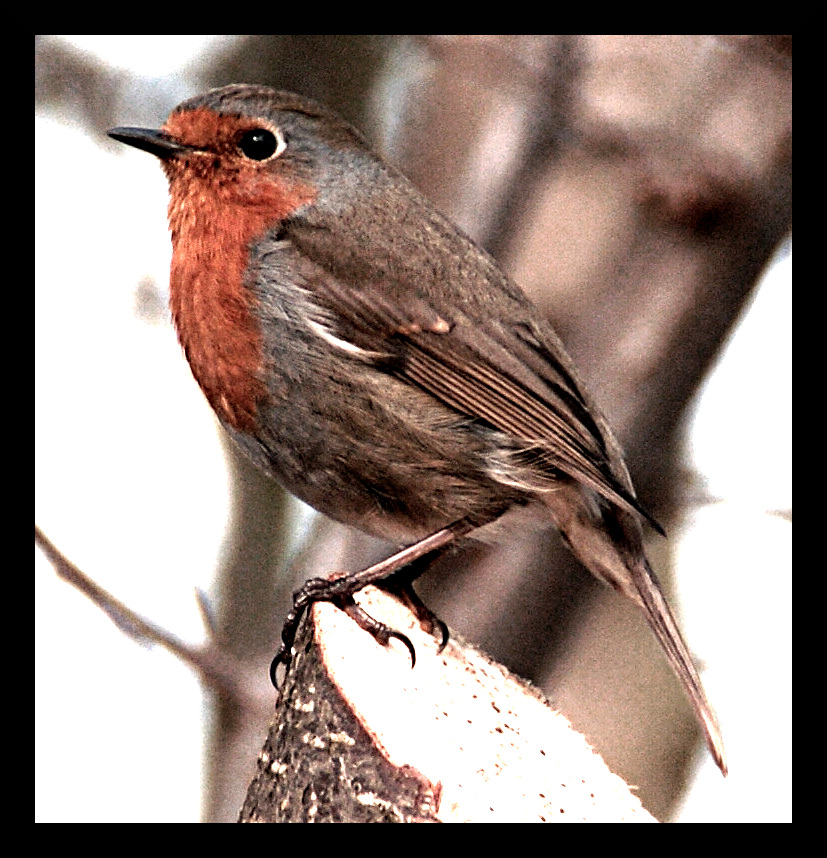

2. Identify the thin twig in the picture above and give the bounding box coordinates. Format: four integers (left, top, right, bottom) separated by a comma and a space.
35, 524, 263, 714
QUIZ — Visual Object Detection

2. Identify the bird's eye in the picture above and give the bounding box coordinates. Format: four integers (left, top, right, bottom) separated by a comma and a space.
238, 128, 284, 161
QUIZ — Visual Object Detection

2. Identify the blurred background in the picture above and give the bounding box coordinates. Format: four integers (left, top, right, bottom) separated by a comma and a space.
35, 35, 791, 822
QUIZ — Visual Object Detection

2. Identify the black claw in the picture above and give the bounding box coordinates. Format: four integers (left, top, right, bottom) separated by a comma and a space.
337, 594, 419, 667
435, 618, 449, 653
389, 630, 416, 668
269, 649, 287, 688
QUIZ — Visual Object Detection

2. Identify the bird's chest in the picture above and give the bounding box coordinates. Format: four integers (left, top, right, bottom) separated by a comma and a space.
168, 207, 269, 435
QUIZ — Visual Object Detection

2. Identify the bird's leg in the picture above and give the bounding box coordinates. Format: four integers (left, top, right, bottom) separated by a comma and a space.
270, 517, 481, 686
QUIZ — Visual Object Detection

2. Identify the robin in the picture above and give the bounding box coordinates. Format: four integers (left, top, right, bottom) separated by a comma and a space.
109, 83, 726, 774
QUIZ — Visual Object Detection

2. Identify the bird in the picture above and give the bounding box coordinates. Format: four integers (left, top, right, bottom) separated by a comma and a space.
108, 83, 726, 775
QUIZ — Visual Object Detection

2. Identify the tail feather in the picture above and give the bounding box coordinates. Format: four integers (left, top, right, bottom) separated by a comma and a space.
544, 483, 727, 774
630, 555, 727, 775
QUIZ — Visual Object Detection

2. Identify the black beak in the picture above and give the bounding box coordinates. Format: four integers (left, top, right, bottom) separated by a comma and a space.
107, 127, 190, 159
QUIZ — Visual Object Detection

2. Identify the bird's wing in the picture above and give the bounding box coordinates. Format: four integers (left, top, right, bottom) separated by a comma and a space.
297, 261, 662, 533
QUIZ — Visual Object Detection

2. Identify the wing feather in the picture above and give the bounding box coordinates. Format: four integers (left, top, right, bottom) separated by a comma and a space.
282, 232, 662, 533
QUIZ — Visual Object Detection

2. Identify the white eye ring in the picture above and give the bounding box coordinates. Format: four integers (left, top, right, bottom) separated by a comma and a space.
272, 127, 287, 159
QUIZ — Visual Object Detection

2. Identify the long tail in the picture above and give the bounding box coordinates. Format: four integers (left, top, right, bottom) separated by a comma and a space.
629, 554, 727, 775
544, 485, 727, 774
